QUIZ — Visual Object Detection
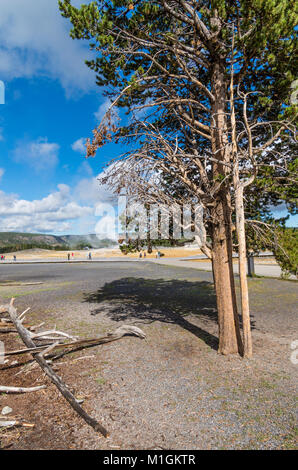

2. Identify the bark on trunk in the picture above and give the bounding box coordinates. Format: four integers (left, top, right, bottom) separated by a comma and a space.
210, 59, 243, 355
211, 192, 243, 355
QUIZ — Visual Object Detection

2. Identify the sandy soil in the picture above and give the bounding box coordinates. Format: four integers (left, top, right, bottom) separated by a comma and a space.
0, 246, 203, 260
0, 247, 279, 266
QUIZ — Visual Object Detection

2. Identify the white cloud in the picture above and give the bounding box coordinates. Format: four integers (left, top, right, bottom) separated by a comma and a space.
0, 159, 122, 235
75, 173, 117, 206
74, 168, 120, 239
0, 216, 72, 234
0, 0, 95, 96
0, 184, 93, 234
0, 168, 4, 183
13, 137, 60, 172
0, 173, 120, 235
71, 137, 86, 154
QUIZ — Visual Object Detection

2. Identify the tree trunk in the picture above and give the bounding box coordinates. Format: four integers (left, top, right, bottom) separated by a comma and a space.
235, 184, 253, 357
229, 46, 253, 358
210, 58, 243, 355
211, 192, 243, 355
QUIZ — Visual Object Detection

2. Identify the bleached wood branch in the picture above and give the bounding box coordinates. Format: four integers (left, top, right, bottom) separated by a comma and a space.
7, 299, 109, 438
3, 299, 147, 438
1, 325, 146, 360
0, 385, 46, 394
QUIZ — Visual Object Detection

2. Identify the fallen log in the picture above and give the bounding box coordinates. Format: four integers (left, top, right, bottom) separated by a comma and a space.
0, 385, 46, 394
8, 299, 109, 437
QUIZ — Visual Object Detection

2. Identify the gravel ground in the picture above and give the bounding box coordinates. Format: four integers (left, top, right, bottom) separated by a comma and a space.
0, 262, 297, 450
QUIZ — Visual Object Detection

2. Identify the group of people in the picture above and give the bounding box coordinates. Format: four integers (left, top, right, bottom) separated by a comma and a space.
67, 252, 92, 261
138, 250, 162, 259
1, 255, 17, 261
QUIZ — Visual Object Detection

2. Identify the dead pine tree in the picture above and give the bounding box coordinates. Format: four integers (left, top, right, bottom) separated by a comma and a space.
60, 0, 297, 357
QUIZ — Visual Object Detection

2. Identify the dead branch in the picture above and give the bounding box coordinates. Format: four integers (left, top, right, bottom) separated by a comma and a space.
1, 325, 147, 360
0, 385, 46, 394
49, 325, 147, 361
7, 299, 109, 438
4, 300, 147, 438
0, 344, 52, 357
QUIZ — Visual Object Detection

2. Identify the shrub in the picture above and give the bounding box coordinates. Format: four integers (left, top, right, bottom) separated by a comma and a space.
273, 228, 298, 277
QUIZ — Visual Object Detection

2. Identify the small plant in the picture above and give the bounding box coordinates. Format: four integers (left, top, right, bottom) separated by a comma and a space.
95, 376, 106, 385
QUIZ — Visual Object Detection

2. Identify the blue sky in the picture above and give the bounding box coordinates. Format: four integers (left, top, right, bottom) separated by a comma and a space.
0, 0, 123, 236
0, 0, 296, 236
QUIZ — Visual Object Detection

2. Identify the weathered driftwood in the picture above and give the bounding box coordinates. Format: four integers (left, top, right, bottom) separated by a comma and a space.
0, 345, 52, 357
0, 385, 46, 394
50, 325, 147, 361
2, 299, 146, 437
31, 329, 76, 341
8, 299, 109, 437
1, 325, 146, 360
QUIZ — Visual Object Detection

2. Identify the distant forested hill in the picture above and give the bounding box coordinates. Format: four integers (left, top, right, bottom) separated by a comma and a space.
0, 232, 116, 252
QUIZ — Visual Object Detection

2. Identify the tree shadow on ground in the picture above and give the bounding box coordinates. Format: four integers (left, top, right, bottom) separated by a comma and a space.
83, 277, 221, 351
